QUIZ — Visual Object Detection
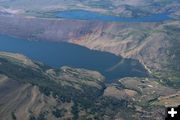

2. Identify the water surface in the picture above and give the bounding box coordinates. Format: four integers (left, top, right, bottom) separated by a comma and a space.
0, 35, 147, 81
56, 10, 171, 22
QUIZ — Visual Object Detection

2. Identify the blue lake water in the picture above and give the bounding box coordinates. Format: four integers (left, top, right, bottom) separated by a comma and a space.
56, 10, 171, 22
0, 35, 147, 82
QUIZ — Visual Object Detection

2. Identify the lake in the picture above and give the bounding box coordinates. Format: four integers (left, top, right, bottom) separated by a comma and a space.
56, 10, 171, 22
0, 35, 148, 82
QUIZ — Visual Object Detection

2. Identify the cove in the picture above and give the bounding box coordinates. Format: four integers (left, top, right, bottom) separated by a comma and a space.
55, 10, 171, 22
0, 35, 148, 82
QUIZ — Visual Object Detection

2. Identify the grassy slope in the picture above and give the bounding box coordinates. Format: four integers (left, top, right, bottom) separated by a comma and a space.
0, 52, 179, 120
0, 53, 116, 120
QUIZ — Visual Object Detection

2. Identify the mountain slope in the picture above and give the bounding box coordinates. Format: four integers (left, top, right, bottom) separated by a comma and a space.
0, 52, 105, 120
0, 52, 179, 120
72, 20, 180, 88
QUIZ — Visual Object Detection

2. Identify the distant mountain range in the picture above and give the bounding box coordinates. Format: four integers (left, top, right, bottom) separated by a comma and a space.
0, 0, 179, 19
0, 0, 179, 120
